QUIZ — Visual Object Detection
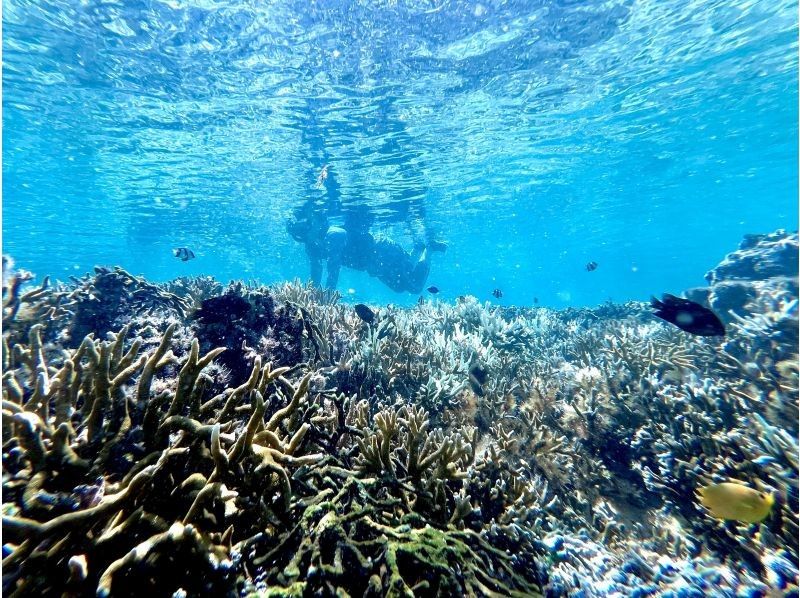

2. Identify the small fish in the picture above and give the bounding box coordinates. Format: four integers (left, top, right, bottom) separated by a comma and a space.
427, 286, 439, 294
417, 296, 425, 306
533, 297, 539, 304
354, 303, 375, 324
468, 362, 488, 396
651, 294, 725, 336
586, 261, 598, 272
173, 247, 195, 262
697, 482, 774, 524
492, 289, 503, 299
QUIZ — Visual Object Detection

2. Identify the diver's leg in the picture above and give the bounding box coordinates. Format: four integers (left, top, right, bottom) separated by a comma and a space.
324, 226, 347, 289
378, 244, 430, 294
406, 247, 431, 294
309, 257, 323, 287
368, 239, 409, 293
325, 263, 340, 289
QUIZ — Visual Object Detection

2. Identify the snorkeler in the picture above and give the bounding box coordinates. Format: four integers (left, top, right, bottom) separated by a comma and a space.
287, 202, 446, 294
287, 203, 327, 286
289, 95, 446, 293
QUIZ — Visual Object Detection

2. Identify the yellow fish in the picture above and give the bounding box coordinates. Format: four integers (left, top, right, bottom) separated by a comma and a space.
697, 482, 774, 524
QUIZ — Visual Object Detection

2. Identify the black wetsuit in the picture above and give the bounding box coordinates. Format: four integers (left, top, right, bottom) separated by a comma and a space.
325, 226, 430, 294
288, 95, 436, 294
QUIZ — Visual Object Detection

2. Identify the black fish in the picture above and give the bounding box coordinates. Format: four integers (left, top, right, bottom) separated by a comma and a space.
651, 294, 725, 336
468, 362, 488, 396
492, 289, 503, 299
586, 261, 598, 272
354, 303, 375, 324
469, 362, 488, 385
173, 247, 195, 262
427, 286, 439, 294
533, 297, 539, 304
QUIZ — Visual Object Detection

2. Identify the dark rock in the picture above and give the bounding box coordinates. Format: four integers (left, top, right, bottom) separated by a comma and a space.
690, 230, 798, 323
192, 287, 306, 387
195, 293, 252, 322
192, 291, 275, 386
707, 280, 757, 318
705, 229, 798, 284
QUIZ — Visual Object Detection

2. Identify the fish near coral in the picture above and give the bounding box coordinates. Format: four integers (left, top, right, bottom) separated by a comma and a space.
468, 362, 488, 396
354, 303, 375, 324
651, 293, 725, 336
697, 482, 774, 524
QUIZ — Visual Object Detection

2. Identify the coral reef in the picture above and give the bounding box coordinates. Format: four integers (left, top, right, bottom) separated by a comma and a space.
2, 230, 798, 596
686, 229, 798, 323
190, 283, 306, 387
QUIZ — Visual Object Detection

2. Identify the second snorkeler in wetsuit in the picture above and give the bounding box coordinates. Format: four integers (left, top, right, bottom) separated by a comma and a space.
287, 205, 446, 294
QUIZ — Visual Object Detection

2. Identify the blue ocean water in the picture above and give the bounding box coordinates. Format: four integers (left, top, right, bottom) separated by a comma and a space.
3, 0, 797, 307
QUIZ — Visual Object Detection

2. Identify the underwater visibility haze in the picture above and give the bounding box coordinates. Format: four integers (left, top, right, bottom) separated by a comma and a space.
3, 0, 798, 305
2, 0, 799, 597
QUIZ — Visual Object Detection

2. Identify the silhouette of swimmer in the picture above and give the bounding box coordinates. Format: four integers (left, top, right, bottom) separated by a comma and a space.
287, 204, 446, 294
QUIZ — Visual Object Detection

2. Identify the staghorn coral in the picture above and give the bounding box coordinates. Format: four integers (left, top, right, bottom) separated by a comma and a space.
3, 229, 797, 596
244, 399, 544, 597
2, 257, 72, 347
1, 318, 325, 596
352, 402, 476, 523
55, 266, 191, 346
164, 275, 225, 308
249, 475, 544, 597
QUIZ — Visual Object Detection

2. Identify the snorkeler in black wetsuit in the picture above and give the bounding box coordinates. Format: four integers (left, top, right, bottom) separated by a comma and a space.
287, 95, 445, 293
287, 200, 445, 294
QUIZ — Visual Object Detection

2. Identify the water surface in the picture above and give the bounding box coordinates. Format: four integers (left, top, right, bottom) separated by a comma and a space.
3, 0, 797, 306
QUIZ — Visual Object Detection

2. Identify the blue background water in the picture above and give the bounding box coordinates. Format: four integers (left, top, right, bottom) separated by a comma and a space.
3, 0, 797, 307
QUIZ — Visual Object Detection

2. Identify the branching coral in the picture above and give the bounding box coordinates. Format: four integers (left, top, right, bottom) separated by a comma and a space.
1, 318, 324, 596
3, 232, 797, 597
352, 403, 475, 521
58, 266, 191, 345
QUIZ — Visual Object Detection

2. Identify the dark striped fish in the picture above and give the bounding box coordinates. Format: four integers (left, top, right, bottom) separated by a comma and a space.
173, 247, 196, 262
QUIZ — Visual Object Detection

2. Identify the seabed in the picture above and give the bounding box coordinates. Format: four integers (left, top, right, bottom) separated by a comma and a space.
2, 231, 798, 597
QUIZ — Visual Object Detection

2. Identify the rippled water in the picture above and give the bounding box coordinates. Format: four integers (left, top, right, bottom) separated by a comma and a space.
3, 0, 797, 306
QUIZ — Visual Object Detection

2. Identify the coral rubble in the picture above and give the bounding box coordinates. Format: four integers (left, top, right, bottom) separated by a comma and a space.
2, 230, 798, 596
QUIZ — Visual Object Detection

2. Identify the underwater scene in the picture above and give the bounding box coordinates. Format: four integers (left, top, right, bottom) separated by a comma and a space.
2, 0, 799, 597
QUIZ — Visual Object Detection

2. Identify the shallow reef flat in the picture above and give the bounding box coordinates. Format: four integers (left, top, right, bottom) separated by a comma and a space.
2, 230, 798, 597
